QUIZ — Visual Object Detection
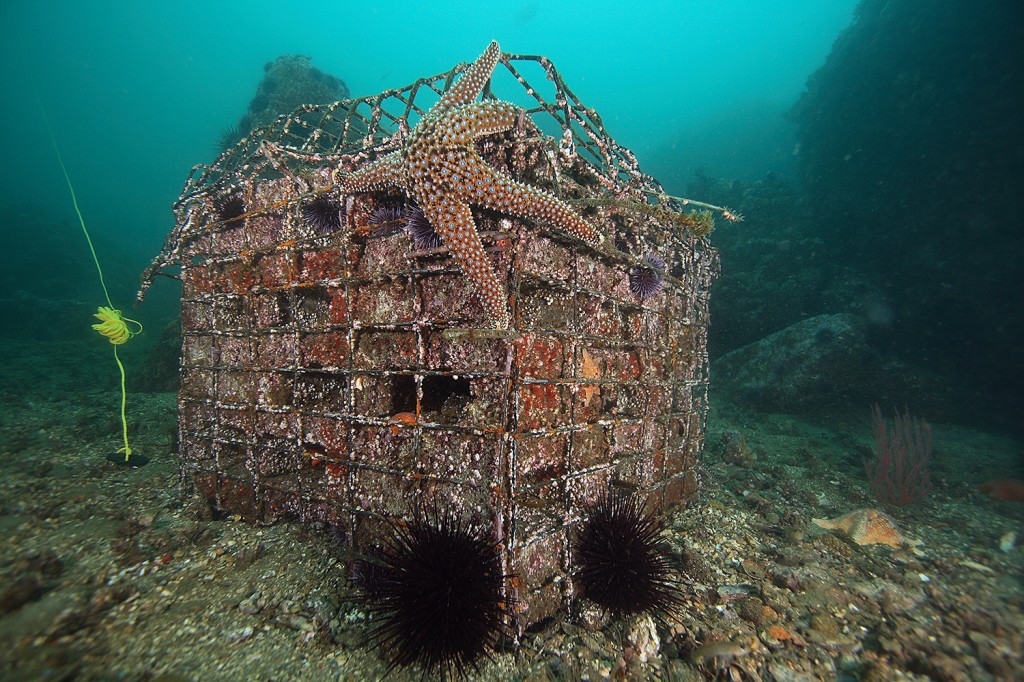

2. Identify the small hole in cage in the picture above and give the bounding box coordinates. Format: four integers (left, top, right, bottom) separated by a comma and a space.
391, 375, 417, 414
275, 291, 294, 325
613, 234, 631, 254
609, 478, 639, 494
421, 375, 471, 417
295, 286, 331, 327
523, 615, 556, 635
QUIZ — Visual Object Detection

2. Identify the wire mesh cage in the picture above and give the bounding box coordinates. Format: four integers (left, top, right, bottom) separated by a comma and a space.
140, 44, 720, 627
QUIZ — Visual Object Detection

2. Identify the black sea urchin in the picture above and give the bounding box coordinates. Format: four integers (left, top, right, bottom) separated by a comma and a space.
573, 488, 682, 619
216, 124, 243, 153
628, 253, 666, 301
302, 194, 342, 233
359, 508, 509, 679
217, 195, 245, 223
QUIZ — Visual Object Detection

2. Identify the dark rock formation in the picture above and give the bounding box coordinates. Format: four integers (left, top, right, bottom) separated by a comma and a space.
702, 0, 1022, 432
695, 172, 891, 359
710, 310, 960, 419
237, 55, 349, 137
789, 0, 1023, 432
712, 313, 874, 412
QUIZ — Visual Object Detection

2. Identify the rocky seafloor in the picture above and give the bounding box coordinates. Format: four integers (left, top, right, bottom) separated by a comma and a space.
1, 339, 1022, 681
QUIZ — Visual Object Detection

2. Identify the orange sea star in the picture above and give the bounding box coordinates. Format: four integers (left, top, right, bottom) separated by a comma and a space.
812, 508, 921, 549
976, 479, 1024, 502
334, 40, 603, 329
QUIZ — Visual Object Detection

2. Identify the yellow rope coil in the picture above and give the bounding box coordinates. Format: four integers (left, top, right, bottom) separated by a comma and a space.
41, 101, 146, 464
90, 307, 142, 459
92, 306, 143, 345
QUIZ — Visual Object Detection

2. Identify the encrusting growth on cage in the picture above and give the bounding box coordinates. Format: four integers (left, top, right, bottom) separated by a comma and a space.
137, 37, 723, 635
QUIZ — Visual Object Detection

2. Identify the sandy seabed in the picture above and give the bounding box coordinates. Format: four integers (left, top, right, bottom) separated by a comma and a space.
1, 340, 1022, 681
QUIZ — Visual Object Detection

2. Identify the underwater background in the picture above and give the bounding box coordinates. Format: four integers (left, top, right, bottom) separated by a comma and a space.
1, 0, 1022, 680
0, 0, 856, 338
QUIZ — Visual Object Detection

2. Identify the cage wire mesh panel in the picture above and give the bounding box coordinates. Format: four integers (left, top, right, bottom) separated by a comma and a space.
141, 48, 720, 626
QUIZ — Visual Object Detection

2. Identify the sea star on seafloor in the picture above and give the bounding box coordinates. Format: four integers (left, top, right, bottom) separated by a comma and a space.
333, 40, 604, 329
812, 508, 922, 549
976, 479, 1024, 502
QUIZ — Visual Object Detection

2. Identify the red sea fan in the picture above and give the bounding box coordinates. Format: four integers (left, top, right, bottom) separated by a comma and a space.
864, 404, 933, 505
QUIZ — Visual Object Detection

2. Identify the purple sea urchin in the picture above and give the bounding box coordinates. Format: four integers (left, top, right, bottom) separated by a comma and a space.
302, 194, 342, 233
628, 253, 665, 301
573, 488, 682, 619
367, 204, 404, 237
358, 507, 509, 679
404, 203, 443, 249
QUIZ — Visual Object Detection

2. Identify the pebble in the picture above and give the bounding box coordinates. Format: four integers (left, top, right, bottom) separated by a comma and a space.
689, 639, 747, 664
238, 593, 264, 615
227, 626, 255, 642
626, 615, 660, 663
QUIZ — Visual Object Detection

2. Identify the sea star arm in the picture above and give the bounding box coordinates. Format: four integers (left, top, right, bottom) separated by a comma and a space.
456, 100, 520, 141
423, 195, 510, 329
336, 151, 407, 193
435, 41, 502, 113
333, 40, 602, 329
462, 156, 604, 246
436, 99, 604, 247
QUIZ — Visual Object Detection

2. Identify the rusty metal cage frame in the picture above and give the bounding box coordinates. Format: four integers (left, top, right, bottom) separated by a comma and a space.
140, 52, 704, 290
141, 49, 720, 627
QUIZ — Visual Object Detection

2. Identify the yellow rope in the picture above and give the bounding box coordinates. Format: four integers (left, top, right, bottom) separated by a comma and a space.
92, 306, 143, 345
114, 346, 131, 458
92, 307, 142, 459
41, 102, 142, 462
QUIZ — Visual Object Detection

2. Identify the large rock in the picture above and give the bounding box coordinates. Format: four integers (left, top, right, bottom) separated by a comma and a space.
244, 55, 348, 132
712, 313, 874, 412
789, 0, 1023, 432
221, 55, 350, 149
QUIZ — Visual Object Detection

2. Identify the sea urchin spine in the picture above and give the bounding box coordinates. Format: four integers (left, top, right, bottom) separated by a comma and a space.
367, 204, 404, 237
628, 253, 666, 302
357, 507, 509, 679
404, 202, 443, 250
302, 194, 343, 233
216, 195, 245, 223
573, 487, 682, 619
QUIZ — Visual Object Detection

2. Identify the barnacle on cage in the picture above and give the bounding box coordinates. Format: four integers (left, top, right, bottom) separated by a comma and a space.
573, 196, 717, 238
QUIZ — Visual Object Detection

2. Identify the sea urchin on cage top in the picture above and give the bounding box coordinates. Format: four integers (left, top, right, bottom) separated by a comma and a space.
139, 41, 722, 626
